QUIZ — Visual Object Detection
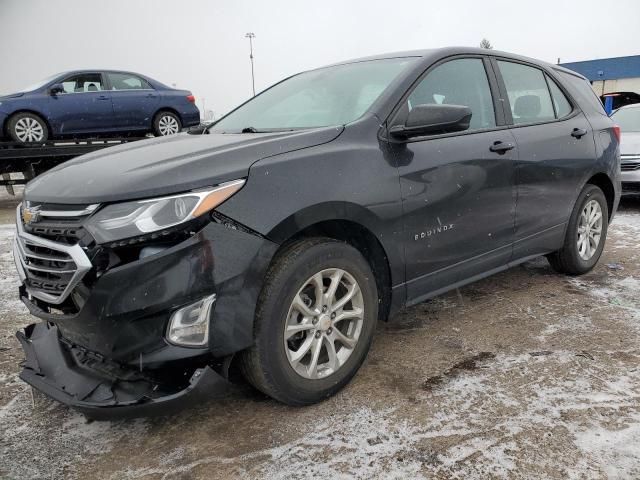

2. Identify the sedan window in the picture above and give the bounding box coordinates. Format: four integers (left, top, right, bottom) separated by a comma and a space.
107, 73, 151, 90
61, 73, 104, 93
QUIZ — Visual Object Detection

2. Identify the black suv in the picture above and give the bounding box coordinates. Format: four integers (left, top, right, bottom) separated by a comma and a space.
13, 47, 620, 417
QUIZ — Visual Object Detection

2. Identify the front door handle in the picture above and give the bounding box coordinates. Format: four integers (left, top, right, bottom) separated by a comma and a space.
571, 127, 588, 139
489, 141, 515, 154
97, 95, 109, 101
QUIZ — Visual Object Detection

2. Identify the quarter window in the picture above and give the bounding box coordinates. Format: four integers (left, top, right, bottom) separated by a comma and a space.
60, 73, 104, 93
546, 75, 572, 118
107, 73, 151, 90
497, 61, 555, 125
407, 58, 496, 130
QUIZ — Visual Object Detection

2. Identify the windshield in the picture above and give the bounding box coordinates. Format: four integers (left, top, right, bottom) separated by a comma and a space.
611, 106, 640, 132
18, 73, 62, 93
211, 58, 417, 132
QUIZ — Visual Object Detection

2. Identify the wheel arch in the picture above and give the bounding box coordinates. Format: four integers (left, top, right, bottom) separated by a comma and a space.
153, 107, 182, 124
585, 172, 615, 220
266, 204, 396, 323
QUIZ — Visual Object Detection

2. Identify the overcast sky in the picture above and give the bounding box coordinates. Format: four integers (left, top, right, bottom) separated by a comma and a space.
1, 0, 638, 116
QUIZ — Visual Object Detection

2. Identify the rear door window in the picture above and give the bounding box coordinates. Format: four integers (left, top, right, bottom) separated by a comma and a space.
497, 61, 555, 125
406, 58, 497, 130
107, 73, 151, 90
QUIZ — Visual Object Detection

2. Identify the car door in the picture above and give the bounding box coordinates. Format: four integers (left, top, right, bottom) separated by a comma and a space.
492, 59, 597, 259
387, 56, 517, 303
49, 72, 113, 134
106, 72, 159, 130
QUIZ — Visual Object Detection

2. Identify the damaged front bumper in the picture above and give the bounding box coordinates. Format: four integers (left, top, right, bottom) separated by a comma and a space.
17, 322, 229, 420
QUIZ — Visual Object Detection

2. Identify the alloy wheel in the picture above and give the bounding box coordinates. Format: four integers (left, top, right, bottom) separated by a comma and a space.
577, 199, 603, 260
284, 268, 364, 379
158, 115, 180, 135
14, 117, 45, 142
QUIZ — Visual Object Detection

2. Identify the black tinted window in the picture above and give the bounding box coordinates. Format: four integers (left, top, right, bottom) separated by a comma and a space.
556, 70, 607, 117
407, 58, 496, 130
108, 73, 151, 90
61, 73, 104, 93
546, 76, 572, 118
497, 61, 555, 125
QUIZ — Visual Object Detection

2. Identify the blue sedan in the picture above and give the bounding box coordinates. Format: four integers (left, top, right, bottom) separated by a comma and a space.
0, 70, 201, 143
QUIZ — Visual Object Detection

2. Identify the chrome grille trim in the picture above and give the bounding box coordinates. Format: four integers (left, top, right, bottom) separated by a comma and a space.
13, 204, 92, 305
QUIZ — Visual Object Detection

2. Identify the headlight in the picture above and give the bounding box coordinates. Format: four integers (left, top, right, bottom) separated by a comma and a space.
85, 179, 245, 244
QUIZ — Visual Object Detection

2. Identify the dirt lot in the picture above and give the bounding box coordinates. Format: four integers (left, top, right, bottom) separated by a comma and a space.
1, 188, 640, 479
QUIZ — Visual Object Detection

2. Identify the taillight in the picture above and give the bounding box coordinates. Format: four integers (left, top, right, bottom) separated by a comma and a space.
186, 94, 195, 103
612, 125, 621, 143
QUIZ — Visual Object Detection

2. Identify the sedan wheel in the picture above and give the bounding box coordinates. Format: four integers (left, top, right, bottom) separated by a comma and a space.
157, 114, 180, 135
11, 115, 47, 143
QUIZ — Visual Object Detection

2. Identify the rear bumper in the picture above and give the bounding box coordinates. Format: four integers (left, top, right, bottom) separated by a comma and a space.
17, 322, 229, 419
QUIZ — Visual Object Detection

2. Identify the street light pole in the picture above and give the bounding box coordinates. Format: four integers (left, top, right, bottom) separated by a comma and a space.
245, 32, 256, 97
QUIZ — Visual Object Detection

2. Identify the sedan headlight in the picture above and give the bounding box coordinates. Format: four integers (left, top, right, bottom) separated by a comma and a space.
85, 179, 245, 244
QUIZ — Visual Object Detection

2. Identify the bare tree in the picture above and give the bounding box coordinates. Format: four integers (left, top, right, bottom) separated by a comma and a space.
479, 38, 493, 49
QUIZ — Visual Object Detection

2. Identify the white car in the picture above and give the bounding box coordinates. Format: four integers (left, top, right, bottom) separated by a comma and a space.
611, 103, 640, 195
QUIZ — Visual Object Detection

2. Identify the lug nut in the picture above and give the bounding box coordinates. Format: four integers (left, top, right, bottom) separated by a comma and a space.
322, 305, 328, 313
315, 331, 322, 338
312, 317, 318, 324
330, 312, 336, 319
327, 328, 333, 334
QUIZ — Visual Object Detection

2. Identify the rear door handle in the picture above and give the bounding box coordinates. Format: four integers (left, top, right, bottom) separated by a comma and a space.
146, 93, 157, 98
571, 127, 587, 139
97, 95, 109, 101
489, 141, 515, 154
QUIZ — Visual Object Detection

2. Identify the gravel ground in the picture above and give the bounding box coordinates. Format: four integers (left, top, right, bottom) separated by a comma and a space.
1, 189, 640, 479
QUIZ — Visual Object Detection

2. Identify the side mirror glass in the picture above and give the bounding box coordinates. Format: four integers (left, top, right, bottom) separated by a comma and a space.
390, 104, 472, 138
49, 83, 64, 95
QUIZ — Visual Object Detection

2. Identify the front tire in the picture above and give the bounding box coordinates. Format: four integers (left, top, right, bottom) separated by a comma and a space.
153, 111, 181, 136
240, 238, 378, 406
547, 184, 608, 275
7, 112, 48, 143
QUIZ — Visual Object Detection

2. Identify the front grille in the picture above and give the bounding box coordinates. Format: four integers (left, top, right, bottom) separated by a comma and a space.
622, 154, 640, 172
13, 203, 94, 305
621, 162, 640, 172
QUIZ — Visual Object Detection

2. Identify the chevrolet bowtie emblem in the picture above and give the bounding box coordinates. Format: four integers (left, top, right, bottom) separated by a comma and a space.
22, 206, 40, 225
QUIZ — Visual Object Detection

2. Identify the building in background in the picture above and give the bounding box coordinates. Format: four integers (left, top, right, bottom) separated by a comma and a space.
560, 55, 640, 113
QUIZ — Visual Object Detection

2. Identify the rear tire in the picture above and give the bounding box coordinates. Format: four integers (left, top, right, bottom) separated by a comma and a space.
547, 184, 608, 275
153, 111, 181, 136
7, 112, 48, 143
240, 238, 378, 406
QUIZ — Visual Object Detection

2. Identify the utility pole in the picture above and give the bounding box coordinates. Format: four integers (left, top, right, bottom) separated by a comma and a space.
245, 32, 256, 96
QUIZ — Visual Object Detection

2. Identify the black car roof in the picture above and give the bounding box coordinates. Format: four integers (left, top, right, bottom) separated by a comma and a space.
325, 46, 588, 80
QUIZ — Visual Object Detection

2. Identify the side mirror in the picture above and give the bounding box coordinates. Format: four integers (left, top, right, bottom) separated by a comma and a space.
390, 104, 472, 139
49, 83, 64, 95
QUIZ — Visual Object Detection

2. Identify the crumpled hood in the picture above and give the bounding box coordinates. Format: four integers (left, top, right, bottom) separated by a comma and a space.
25, 127, 343, 204
620, 131, 640, 156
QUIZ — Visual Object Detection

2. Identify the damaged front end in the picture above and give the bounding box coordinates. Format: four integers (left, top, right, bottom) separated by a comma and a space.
12, 198, 277, 419
17, 323, 227, 419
